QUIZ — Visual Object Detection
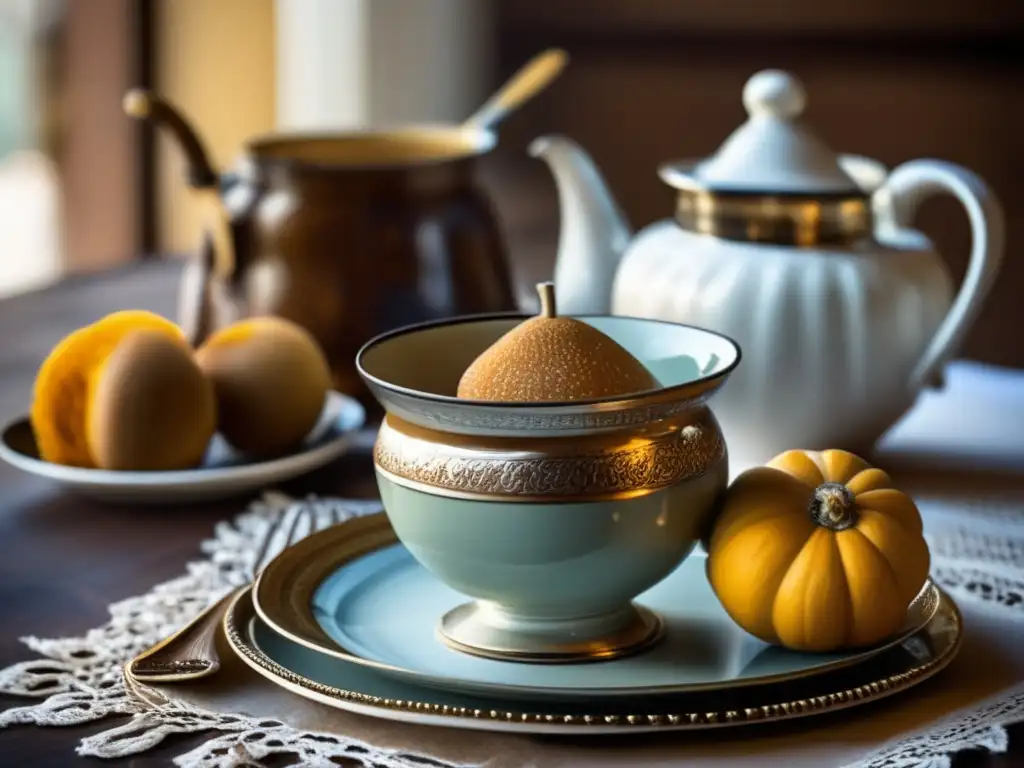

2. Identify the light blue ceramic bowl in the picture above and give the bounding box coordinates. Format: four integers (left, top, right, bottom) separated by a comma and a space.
357, 313, 741, 664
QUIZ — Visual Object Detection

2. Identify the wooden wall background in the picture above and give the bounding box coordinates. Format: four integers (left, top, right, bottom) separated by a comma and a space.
57, 0, 143, 273
490, 0, 1024, 367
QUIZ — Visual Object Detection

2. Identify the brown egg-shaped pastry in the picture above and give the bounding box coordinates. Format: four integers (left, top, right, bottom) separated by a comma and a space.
458, 282, 658, 402
86, 329, 217, 470
195, 317, 332, 457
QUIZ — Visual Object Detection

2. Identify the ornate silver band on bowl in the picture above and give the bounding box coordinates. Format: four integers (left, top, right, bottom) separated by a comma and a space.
364, 379, 723, 438
373, 410, 726, 502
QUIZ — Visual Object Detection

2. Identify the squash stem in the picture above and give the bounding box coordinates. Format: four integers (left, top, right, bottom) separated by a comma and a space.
809, 482, 857, 531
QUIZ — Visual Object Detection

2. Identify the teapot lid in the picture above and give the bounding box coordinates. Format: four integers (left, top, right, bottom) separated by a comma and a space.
660, 70, 861, 195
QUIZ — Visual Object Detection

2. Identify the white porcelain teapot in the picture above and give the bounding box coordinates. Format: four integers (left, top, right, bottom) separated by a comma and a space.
530, 69, 1005, 466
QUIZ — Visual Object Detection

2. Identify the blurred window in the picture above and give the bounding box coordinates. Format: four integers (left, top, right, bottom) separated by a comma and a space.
0, 0, 64, 298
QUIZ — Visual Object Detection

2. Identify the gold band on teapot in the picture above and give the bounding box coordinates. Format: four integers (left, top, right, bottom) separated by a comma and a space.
674, 189, 872, 246
373, 411, 726, 502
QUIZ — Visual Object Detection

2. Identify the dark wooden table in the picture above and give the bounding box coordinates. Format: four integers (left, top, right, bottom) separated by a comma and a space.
0, 260, 1020, 767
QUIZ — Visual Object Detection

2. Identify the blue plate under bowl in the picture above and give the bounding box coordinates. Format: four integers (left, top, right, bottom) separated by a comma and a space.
252, 513, 941, 700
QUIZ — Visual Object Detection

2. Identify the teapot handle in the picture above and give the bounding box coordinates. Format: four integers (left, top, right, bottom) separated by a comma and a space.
883, 160, 1005, 391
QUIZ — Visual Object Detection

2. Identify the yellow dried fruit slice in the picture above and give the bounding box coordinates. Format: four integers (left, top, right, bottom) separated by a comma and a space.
30, 310, 186, 467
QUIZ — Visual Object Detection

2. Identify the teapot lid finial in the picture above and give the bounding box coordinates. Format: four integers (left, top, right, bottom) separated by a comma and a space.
743, 69, 806, 119
660, 69, 861, 195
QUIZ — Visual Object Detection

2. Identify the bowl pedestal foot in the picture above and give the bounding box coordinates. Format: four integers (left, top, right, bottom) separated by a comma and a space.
437, 601, 664, 664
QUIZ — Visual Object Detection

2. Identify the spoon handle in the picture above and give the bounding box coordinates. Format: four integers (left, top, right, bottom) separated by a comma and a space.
464, 48, 569, 131
128, 587, 240, 682
126, 498, 353, 685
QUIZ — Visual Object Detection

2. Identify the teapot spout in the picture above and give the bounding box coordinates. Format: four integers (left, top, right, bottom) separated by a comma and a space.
123, 89, 235, 346
123, 90, 233, 275
529, 135, 631, 316
123, 89, 220, 188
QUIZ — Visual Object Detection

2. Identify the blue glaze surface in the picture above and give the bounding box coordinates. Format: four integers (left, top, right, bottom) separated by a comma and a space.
311, 542, 876, 697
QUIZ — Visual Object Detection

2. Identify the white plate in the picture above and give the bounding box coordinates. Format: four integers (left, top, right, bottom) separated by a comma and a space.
0, 391, 365, 503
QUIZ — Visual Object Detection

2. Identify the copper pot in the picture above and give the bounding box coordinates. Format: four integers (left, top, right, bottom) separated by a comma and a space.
127, 90, 527, 409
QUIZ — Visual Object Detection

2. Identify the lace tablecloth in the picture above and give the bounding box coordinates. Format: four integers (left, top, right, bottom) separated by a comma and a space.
2, 360, 1023, 768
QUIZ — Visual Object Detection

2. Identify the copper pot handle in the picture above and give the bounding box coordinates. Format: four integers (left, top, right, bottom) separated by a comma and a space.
123, 89, 235, 346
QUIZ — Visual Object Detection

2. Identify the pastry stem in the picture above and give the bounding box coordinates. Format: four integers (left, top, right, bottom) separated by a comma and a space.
537, 282, 557, 318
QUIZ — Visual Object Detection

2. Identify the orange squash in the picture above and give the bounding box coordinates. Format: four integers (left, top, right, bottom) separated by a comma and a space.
30, 311, 187, 467
706, 449, 930, 652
